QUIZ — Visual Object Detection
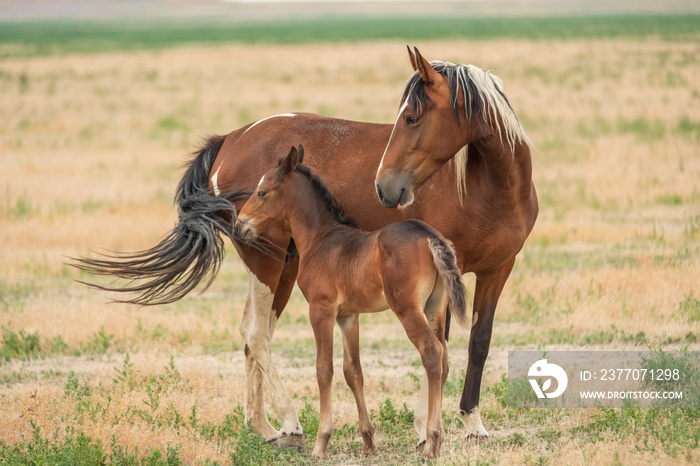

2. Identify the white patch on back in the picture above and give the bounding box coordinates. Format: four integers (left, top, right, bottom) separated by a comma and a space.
211, 166, 221, 196
243, 113, 296, 136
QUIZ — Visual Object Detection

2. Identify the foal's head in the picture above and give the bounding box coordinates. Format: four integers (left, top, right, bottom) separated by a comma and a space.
234, 145, 304, 244
235, 145, 355, 245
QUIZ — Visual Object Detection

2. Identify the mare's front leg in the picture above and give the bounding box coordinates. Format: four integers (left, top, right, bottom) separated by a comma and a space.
337, 314, 377, 456
459, 258, 515, 442
309, 301, 337, 459
238, 246, 304, 449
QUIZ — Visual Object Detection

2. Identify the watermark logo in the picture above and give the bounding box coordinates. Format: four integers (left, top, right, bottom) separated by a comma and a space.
528, 358, 568, 399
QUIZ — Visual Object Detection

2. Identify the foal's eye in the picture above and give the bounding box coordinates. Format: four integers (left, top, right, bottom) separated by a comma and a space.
257, 191, 267, 197
405, 114, 420, 125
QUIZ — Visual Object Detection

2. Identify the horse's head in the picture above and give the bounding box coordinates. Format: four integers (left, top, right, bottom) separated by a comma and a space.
235, 145, 303, 243
376, 47, 473, 208
376, 48, 528, 209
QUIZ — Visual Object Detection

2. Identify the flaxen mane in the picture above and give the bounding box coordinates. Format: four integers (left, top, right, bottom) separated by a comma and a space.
402, 61, 530, 201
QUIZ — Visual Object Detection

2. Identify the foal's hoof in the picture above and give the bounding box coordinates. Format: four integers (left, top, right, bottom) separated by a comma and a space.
268, 433, 307, 453
416, 440, 442, 459
362, 443, 378, 456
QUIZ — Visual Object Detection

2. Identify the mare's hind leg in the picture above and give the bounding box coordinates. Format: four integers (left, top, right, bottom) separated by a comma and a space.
239, 246, 304, 449
337, 314, 377, 456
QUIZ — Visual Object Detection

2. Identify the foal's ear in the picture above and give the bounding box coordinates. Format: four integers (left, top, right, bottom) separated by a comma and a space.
279, 145, 299, 176
296, 144, 305, 164
413, 47, 439, 85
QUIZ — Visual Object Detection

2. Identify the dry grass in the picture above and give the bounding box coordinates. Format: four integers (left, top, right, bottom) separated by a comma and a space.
1, 38, 699, 464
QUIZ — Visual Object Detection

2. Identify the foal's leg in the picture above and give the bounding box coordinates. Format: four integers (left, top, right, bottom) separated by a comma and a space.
414, 340, 449, 450
310, 303, 337, 459
459, 258, 515, 442
337, 314, 377, 456
392, 307, 444, 459
413, 370, 429, 447
414, 275, 449, 450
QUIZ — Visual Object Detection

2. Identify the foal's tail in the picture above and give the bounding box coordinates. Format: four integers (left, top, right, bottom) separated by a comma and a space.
71, 135, 251, 306
428, 238, 468, 330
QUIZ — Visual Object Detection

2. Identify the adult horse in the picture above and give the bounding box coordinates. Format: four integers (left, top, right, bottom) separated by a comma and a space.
74, 47, 538, 448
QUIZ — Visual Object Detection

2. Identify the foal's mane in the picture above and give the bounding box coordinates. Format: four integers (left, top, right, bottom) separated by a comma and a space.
401, 61, 530, 201
292, 163, 358, 228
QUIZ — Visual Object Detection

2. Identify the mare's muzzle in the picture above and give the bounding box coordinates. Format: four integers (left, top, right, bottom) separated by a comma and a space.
375, 170, 415, 209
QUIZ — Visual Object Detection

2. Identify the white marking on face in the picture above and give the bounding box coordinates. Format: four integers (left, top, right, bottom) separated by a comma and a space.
211, 166, 221, 196
257, 174, 266, 188
243, 113, 296, 136
377, 99, 409, 174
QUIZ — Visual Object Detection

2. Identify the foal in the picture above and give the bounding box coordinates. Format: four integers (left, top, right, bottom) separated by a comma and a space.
235, 145, 467, 459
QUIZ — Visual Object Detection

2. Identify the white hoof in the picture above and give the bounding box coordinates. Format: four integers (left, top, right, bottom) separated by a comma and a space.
458, 407, 489, 442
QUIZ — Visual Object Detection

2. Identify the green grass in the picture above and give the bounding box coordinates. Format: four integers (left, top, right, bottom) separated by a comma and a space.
0, 325, 115, 363
1, 14, 700, 57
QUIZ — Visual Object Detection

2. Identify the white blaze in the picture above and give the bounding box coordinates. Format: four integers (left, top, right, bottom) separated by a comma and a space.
377, 99, 409, 173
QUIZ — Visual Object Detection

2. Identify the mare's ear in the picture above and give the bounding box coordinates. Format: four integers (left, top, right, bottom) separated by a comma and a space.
296, 144, 305, 164
407, 45, 418, 71
279, 145, 298, 176
413, 47, 439, 85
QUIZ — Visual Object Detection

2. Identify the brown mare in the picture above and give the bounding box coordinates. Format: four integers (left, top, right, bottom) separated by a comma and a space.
235, 145, 467, 458
74, 47, 537, 448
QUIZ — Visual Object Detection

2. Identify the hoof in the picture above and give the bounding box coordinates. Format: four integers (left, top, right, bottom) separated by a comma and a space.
465, 433, 490, 445
362, 443, 378, 456
415, 440, 426, 453
269, 433, 307, 453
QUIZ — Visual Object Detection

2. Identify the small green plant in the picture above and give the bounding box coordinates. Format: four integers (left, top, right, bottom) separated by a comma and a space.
65, 372, 92, 399
1, 325, 41, 361
372, 397, 413, 436
12, 196, 34, 219
679, 293, 700, 323
0, 422, 107, 465
113, 352, 136, 390
80, 327, 114, 355
298, 401, 319, 441
675, 116, 700, 140
486, 373, 510, 408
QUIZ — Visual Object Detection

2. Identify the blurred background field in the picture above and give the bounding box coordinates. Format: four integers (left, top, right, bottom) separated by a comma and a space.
1, 1, 699, 464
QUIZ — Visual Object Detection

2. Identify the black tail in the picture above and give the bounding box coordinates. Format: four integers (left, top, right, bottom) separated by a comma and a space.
71, 135, 250, 305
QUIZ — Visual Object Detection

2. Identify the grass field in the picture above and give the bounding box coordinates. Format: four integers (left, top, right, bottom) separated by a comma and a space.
1, 13, 700, 465
2, 14, 700, 58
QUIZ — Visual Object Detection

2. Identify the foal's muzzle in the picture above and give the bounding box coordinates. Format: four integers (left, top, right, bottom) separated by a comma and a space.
234, 217, 257, 243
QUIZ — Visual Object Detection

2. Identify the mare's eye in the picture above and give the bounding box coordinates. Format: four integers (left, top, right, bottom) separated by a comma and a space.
258, 191, 267, 197
405, 115, 420, 125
